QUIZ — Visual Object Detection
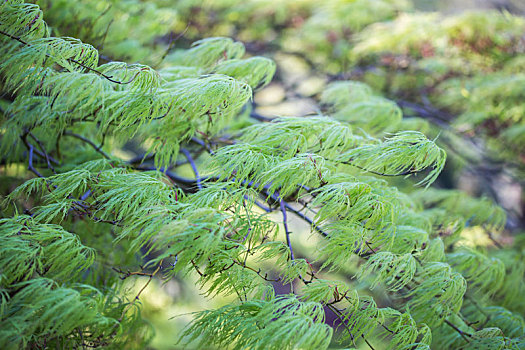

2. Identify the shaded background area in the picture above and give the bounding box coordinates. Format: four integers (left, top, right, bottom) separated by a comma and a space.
415, 0, 525, 14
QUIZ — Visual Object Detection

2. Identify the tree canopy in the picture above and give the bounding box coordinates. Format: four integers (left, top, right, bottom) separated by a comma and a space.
1, 0, 524, 349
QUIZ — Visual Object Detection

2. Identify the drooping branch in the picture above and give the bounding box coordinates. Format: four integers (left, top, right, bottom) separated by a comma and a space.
0, 29, 145, 85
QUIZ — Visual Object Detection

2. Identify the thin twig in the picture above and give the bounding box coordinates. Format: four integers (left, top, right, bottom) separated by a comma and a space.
181, 148, 203, 190
280, 199, 295, 260
27, 144, 44, 178
28, 132, 57, 173
250, 110, 275, 122
21, 132, 60, 165
157, 24, 190, 67
444, 319, 472, 342
0, 29, 144, 85
63, 131, 111, 159
117, 262, 162, 323
231, 259, 280, 282
326, 305, 356, 346
484, 227, 504, 249
191, 136, 214, 154
337, 159, 419, 177
252, 197, 272, 212
135, 165, 204, 187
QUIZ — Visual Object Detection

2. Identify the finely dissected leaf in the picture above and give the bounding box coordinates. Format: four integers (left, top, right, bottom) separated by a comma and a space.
321, 81, 373, 108
0, 278, 114, 347
406, 262, 467, 327
212, 57, 276, 89
165, 37, 245, 68
447, 247, 505, 294
180, 295, 333, 350
302, 279, 353, 303
411, 188, 506, 230
240, 116, 357, 158
310, 180, 393, 228
337, 131, 446, 186
0, 216, 95, 285
356, 252, 417, 291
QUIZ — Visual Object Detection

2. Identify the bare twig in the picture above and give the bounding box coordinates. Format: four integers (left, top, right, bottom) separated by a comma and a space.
28, 132, 57, 174
280, 199, 295, 260
117, 261, 163, 323
26, 144, 44, 178
157, 24, 190, 67
63, 131, 111, 159
181, 148, 203, 190
444, 319, 472, 342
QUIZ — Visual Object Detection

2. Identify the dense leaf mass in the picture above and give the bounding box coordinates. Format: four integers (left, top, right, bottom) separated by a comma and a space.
0, 0, 524, 349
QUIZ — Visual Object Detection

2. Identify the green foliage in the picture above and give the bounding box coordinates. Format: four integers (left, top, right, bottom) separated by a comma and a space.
411, 188, 507, 239
34, 0, 179, 63
0, 216, 95, 284
436, 73, 525, 155
180, 295, 333, 350
350, 9, 525, 162
321, 81, 404, 134
356, 252, 417, 292
1, 278, 102, 347
0, 277, 151, 349
283, 0, 412, 72
0, 1, 523, 350
301, 279, 353, 303
337, 131, 446, 186
310, 180, 390, 227
407, 262, 467, 327
447, 247, 505, 294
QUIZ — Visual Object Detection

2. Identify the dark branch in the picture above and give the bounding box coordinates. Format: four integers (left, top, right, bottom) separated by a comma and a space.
280, 199, 295, 260
444, 319, 472, 342
26, 144, 44, 178
181, 148, 203, 190
63, 131, 111, 159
